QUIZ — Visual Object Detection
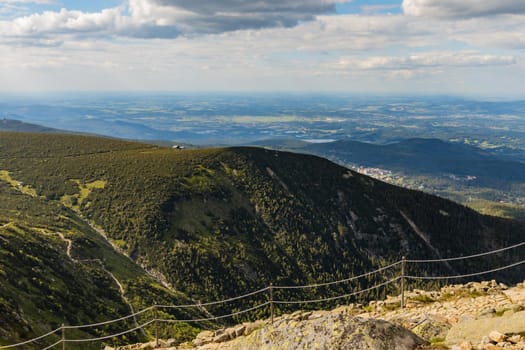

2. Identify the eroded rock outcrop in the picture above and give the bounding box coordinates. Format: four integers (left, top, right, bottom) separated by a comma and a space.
214, 313, 427, 350
360, 280, 525, 350
106, 280, 525, 350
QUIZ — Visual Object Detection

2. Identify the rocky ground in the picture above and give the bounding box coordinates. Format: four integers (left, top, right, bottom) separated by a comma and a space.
105, 280, 525, 350
362, 280, 525, 350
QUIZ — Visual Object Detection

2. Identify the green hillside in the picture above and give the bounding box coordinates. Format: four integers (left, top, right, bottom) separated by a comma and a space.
0, 132, 524, 348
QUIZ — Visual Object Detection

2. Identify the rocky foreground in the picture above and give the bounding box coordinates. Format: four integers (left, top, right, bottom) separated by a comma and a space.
107, 280, 525, 350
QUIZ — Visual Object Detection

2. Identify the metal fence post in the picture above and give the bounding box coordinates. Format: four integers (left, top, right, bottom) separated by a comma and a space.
154, 306, 159, 348
269, 283, 274, 325
401, 256, 406, 309
61, 324, 66, 350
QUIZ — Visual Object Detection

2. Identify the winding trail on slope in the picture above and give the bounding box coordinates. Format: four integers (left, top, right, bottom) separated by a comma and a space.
4, 176, 214, 322
52, 231, 131, 316
80, 258, 143, 334
56, 232, 75, 262
48, 231, 142, 332
81, 217, 216, 320
1, 176, 148, 331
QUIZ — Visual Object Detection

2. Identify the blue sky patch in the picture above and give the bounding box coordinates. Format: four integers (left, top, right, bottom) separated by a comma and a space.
336, 0, 402, 15
57, 0, 123, 12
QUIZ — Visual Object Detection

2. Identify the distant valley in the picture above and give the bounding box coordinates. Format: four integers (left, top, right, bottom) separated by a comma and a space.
2, 95, 525, 154
2, 113, 525, 221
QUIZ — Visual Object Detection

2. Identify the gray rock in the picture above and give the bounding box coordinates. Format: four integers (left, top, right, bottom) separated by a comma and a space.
225, 314, 427, 350
213, 331, 231, 343
488, 330, 505, 343
234, 325, 246, 337
446, 311, 525, 346
411, 317, 450, 342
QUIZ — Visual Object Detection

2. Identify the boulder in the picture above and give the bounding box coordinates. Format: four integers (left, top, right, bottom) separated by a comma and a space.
488, 330, 506, 343
410, 317, 450, 342
193, 330, 214, 346
224, 314, 427, 350
212, 329, 231, 343
234, 325, 245, 337
459, 341, 473, 350
446, 311, 525, 346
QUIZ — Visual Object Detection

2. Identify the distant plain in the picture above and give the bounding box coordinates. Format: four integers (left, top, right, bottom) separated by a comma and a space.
2, 94, 525, 219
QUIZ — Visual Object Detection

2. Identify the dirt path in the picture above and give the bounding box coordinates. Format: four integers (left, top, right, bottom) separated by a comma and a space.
49, 232, 142, 331
56, 232, 75, 262
80, 216, 215, 319
4, 178, 213, 322
2, 176, 145, 330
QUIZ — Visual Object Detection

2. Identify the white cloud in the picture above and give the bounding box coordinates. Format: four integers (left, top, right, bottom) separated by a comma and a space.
0, 4, 25, 16
402, 0, 525, 18
1, 0, 524, 53
0, 1, 524, 96
338, 53, 517, 70
326, 52, 518, 82
1, 35, 524, 96
0, 0, 348, 40
0, 7, 125, 38
0, 1, 55, 20
446, 15, 525, 50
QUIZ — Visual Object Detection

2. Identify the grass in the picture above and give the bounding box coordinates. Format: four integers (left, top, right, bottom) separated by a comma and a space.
383, 301, 401, 311
77, 179, 107, 203
468, 200, 525, 220
0, 222, 130, 348
0, 174, 209, 347
411, 294, 435, 304
440, 289, 484, 302
363, 305, 374, 313
60, 179, 107, 211
65, 215, 147, 281
429, 336, 446, 345
0, 170, 38, 197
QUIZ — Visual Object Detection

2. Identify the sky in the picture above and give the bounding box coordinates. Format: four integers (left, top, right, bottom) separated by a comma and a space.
0, 0, 524, 97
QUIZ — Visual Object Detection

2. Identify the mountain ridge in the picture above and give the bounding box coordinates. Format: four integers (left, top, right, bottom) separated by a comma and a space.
0, 118, 64, 133
253, 137, 525, 183
249, 137, 525, 219
0, 131, 524, 348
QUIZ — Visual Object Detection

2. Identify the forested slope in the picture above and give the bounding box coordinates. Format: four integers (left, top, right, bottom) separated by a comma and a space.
0, 132, 524, 348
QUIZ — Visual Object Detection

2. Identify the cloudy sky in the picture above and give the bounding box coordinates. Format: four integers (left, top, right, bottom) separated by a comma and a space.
0, 0, 524, 97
